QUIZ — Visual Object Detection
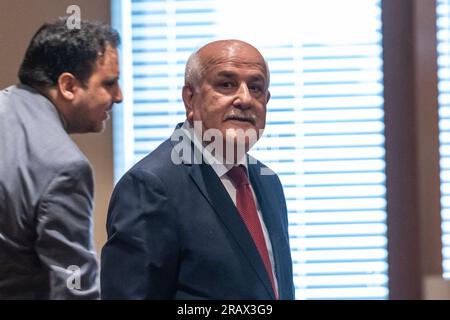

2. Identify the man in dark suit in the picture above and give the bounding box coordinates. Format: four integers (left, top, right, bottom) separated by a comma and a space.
0, 18, 122, 299
101, 39, 295, 299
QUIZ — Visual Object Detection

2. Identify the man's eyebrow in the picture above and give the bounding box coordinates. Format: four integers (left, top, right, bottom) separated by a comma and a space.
104, 76, 119, 82
216, 71, 236, 78
248, 74, 265, 82
216, 71, 265, 82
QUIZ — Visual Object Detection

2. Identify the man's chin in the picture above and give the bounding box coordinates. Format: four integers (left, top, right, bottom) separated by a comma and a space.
224, 132, 259, 154
225, 126, 260, 139
97, 122, 107, 133
90, 121, 107, 134
224, 120, 255, 131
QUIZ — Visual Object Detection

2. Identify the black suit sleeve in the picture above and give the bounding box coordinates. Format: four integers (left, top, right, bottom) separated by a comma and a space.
100, 169, 180, 299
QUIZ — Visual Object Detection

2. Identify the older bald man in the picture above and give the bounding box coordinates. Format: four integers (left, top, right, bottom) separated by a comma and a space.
101, 40, 295, 300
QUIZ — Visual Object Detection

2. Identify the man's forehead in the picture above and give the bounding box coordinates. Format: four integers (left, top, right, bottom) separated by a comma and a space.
199, 45, 267, 77
200, 41, 264, 63
202, 60, 268, 87
91, 48, 119, 77
96, 46, 118, 64
211, 61, 267, 78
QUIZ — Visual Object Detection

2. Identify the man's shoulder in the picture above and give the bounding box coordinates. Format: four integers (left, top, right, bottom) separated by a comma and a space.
0, 85, 20, 98
133, 138, 176, 170
112, 138, 191, 199
0, 84, 45, 107
0, 84, 65, 134
121, 138, 183, 180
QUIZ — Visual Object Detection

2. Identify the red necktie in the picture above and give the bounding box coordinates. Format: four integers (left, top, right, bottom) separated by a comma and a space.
227, 165, 278, 299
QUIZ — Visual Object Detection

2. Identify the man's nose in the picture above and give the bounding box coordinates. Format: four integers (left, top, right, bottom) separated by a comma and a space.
114, 85, 123, 104
234, 83, 252, 108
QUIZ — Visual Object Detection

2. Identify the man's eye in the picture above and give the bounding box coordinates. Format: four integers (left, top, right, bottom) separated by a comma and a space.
250, 85, 263, 92
104, 80, 116, 87
221, 82, 234, 88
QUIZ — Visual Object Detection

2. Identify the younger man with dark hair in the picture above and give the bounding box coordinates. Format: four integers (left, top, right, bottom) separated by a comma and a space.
0, 17, 122, 299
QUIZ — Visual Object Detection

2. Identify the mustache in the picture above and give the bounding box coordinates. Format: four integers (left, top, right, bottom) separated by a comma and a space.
223, 113, 257, 125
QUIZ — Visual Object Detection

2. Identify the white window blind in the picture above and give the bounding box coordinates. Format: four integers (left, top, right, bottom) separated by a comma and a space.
112, 0, 388, 299
437, 0, 450, 279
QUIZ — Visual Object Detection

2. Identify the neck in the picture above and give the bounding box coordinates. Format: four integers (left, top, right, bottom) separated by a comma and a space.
34, 85, 70, 132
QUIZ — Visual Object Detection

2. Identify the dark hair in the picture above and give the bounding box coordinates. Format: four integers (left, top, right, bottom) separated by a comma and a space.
18, 17, 120, 87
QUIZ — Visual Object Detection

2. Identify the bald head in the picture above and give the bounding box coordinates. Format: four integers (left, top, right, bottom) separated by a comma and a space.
185, 40, 269, 90
181, 39, 270, 155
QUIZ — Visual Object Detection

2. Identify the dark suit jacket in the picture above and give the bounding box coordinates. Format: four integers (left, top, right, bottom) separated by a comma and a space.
101, 125, 295, 299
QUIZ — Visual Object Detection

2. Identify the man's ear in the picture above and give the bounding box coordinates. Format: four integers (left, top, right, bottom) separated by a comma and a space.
266, 90, 271, 104
57, 72, 81, 101
182, 85, 195, 122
